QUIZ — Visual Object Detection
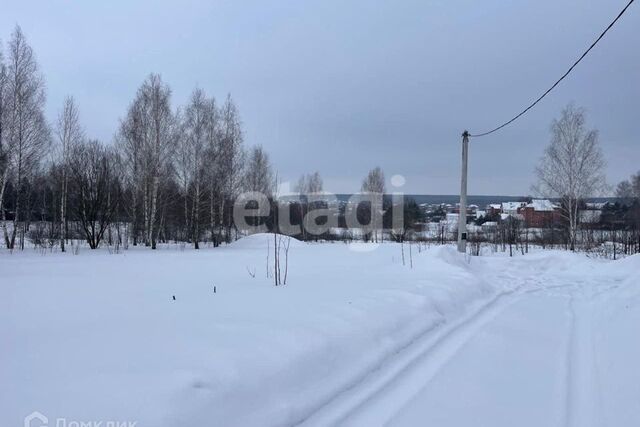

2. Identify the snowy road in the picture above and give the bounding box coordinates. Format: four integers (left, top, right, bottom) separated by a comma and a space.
3, 242, 639, 427
301, 256, 640, 427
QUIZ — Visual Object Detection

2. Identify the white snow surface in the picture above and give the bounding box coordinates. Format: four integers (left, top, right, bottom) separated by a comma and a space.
2, 236, 639, 427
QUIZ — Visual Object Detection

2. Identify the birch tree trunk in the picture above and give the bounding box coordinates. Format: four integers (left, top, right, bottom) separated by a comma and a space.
56, 96, 83, 252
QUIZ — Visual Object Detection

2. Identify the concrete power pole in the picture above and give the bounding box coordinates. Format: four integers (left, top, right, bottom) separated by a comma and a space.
457, 131, 470, 253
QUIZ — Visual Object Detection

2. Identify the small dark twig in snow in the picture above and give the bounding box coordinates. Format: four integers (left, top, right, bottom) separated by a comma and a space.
246, 266, 256, 278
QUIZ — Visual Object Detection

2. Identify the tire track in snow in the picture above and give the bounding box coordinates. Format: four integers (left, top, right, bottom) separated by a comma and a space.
297, 288, 523, 427
561, 295, 577, 427
561, 280, 614, 427
299, 263, 618, 427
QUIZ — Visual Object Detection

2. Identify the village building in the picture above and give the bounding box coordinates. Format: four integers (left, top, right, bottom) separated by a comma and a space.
487, 204, 502, 216
518, 199, 561, 228
579, 202, 606, 224
501, 201, 526, 216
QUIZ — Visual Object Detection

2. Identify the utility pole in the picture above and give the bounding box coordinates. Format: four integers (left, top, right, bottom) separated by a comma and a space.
457, 131, 470, 253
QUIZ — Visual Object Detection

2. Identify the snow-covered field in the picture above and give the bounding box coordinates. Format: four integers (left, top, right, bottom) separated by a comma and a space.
2, 236, 639, 427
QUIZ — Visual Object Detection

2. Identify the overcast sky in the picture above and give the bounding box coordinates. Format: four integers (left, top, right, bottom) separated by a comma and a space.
1, 0, 638, 195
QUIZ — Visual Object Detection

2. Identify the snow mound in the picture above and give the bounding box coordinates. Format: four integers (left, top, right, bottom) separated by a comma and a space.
228, 233, 306, 250
432, 245, 473, 270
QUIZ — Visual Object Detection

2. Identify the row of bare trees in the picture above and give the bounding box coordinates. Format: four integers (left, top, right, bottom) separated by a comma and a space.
0, 26, 276, 251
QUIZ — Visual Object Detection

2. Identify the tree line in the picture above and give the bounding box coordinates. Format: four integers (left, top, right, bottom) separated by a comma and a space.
0, 26, 276, 251
1, 27, 637, 255
0, 26, 396, 252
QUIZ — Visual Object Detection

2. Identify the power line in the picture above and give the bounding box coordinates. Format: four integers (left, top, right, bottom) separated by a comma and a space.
469, 0, 635, 138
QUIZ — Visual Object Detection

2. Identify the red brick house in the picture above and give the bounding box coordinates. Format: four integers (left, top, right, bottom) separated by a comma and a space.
487, 204, 502, 216
518, 199, 561, 228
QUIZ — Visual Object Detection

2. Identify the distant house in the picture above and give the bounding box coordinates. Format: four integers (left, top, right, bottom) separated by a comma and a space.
518, 199, 561, 228
487, 204, 502, 216
501, 201, 526, 216
500, 212, 524, 222
580, 202, 606, 224
481, 221, 498, 233
453, 203, 477, 215
446, 213, 459, 223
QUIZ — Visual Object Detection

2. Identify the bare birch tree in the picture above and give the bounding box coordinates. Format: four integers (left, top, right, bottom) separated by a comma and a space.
55, 96, 83, 252
3, 26, 50, 249
361, 166, 385, 194
0, 43, 7, 227
244, 145, 275, 197
616, 171, 640, 201
133, 74, 175, 249
616, 179, 634, 203
175, 108, 191, 242
217, 94, 245, 242
117, 97, 144, 246
202, 96, 220, 245
361, 166, 386, 242
296, 171, 323, 195
533, 104, 607, 250
294, 171, 323, 240
179, 88, 211, 248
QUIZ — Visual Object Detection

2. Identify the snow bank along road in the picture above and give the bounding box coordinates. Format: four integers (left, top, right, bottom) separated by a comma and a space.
2, 236, 639, 427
